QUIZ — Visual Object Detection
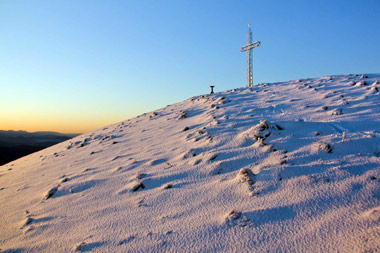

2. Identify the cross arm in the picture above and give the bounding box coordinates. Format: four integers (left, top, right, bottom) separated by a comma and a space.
240, 41, 261, 52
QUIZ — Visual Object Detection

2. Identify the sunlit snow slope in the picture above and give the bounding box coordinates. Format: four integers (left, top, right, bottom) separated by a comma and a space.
1, 74, 380, 252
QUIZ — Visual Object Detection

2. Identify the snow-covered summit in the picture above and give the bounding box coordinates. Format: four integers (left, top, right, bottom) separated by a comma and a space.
1, 74, 380, 252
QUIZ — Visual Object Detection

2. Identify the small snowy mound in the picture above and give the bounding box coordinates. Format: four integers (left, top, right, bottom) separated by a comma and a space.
0, 74, 380, 252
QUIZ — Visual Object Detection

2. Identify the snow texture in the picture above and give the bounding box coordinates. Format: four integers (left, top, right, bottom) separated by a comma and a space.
1, 74, 380, 252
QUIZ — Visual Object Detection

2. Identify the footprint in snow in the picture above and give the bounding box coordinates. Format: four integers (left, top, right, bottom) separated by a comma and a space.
67, 179, 104, 195
224, 209, 250, 227
182, 149, 197, 159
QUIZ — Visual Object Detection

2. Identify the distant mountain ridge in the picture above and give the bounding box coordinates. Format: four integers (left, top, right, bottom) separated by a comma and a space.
0, 130, 80, 165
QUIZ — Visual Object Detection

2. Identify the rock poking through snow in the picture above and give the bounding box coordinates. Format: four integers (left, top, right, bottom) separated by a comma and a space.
45, 186, 59, 199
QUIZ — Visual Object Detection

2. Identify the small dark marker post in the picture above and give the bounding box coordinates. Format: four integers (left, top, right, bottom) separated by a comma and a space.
210, 85, 215, 94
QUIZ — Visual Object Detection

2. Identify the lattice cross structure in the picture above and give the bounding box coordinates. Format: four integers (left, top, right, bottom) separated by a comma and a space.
240, 24, 261, 87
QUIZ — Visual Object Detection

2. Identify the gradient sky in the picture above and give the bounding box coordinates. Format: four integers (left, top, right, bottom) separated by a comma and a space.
1, 0, 379, 133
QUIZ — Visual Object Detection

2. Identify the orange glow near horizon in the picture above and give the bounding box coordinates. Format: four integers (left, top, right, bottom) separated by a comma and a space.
0, 113, 134, 134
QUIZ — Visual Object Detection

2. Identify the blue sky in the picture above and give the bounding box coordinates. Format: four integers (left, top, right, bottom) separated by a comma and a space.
1, 0, 379, 133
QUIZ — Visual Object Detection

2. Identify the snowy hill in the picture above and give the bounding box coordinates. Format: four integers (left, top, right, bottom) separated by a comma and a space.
1, 74, 380, 252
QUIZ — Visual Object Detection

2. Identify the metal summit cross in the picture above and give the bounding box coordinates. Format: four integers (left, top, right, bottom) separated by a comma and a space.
240, 24, 261, 87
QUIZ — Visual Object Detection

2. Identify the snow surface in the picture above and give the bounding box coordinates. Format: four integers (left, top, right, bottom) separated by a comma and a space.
1, 74, 380, 252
